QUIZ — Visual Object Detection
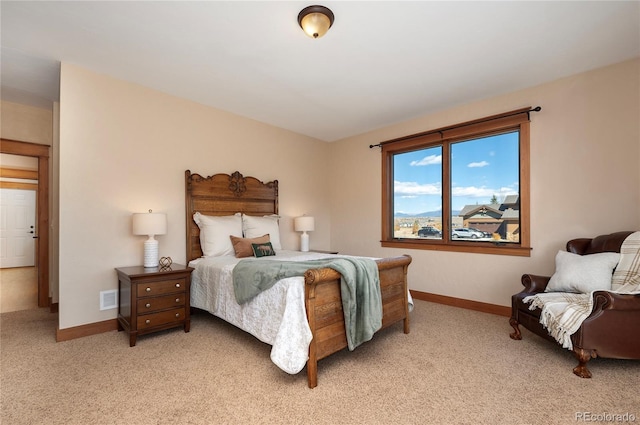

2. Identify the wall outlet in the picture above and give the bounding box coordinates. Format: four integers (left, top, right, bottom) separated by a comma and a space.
100, 289, 118, 311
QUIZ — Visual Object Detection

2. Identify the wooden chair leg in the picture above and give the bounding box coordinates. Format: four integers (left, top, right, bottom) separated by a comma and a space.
509, 318, 522, 340
573, 348, 596, 378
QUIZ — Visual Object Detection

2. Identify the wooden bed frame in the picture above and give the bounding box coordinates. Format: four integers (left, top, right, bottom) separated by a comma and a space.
185, 170, 412, 388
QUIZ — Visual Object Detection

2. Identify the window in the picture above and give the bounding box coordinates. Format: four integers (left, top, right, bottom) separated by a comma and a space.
380, 108, 533, 256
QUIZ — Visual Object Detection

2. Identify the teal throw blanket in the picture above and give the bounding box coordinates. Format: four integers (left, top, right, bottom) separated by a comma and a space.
232, 257, 382, 350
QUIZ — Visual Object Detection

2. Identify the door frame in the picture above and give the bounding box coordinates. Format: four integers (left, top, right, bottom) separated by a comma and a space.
1, 138, 50, 307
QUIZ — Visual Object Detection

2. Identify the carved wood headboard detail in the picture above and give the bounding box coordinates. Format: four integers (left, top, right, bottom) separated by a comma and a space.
185, 170, 279, 262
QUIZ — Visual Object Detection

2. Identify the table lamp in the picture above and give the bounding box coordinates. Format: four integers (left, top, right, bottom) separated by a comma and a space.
294, 216, 315, 252
132, 210, 167, 268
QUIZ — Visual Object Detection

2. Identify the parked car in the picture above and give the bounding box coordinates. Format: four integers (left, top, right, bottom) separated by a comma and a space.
418, 226, 442, 237
468, 227, 491, 238
451, 228, 484, 239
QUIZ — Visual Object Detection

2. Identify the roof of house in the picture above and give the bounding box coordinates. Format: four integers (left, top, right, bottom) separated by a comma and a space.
501, 208, 520, 220
459, 203, 501, 217
502, 195, 519, 205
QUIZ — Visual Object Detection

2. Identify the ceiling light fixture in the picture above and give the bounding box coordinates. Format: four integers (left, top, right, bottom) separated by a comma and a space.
298, 5, 334, 39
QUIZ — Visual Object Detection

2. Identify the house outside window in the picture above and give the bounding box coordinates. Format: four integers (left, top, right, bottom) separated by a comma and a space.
379, 108, 535, 257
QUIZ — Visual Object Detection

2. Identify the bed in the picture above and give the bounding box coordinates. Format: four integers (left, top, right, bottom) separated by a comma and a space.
185, 170, 412, 388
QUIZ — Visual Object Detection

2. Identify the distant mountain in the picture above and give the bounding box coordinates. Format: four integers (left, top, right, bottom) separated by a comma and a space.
395, 210, 460, 218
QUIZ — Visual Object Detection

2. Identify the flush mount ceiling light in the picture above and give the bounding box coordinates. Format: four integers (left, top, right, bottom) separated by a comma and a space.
298, 5, 334, 39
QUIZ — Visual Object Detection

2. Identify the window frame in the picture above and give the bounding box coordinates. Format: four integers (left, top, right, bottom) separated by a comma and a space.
380, 108, 532, 257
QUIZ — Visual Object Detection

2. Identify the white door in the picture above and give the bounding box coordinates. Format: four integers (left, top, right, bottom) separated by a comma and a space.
0, 189, 36, 268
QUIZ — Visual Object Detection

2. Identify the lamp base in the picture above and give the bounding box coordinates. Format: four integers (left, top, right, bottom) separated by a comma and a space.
300, 232, 309, 252
143, 237, 159, 268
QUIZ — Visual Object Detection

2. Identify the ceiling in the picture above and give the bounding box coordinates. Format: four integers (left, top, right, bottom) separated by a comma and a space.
1, 1, 638, 142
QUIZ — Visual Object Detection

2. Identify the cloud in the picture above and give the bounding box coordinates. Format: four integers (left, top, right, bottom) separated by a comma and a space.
396, 180, 517, 199
410, 154, 442, 166
467, 161, 489, 168
452, 186, 494, 197
452, 185, 519, 198
395, 180, 441, 195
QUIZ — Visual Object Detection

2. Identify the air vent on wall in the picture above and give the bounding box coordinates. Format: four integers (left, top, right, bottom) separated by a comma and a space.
100, 289, 118, 310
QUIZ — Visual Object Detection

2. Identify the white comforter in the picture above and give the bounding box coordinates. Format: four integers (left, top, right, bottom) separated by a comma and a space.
189, 250, 347, 374
190, 250, 414, 374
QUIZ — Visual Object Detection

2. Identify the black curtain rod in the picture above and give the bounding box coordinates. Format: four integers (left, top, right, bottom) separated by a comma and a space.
369, 106, 542, 149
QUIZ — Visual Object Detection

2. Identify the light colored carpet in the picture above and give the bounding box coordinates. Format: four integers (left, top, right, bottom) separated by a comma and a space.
1, 300, 638, 425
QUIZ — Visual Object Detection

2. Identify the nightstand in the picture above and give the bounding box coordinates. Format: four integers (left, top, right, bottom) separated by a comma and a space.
115, 264, 194, 347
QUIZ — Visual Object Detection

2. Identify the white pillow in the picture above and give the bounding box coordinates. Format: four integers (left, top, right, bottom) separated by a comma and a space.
545, 250, 620, 293
193, 212, 242, 257
242, 214, 282, 250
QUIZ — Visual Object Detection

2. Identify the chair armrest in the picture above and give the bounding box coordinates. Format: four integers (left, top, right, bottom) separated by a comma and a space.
591, 291, 640, 313
520, 274, 551, 293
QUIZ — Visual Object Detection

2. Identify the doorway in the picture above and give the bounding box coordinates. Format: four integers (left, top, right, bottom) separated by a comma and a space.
0, 139, 50, 309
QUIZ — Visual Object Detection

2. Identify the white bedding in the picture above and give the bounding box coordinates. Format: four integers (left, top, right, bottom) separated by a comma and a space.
189, 250, 344, 374
189, 250, 414, 375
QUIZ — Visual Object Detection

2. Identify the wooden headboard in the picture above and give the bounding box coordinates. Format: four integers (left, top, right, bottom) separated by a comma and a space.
185, 170, 279, 262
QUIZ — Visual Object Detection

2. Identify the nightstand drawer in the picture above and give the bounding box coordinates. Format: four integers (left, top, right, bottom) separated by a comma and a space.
137, 293, 186, 313
137, 307, 185, 330
137, 278, 186, 297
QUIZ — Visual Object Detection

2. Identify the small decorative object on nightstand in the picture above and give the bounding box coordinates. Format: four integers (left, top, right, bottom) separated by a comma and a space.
159, 256, 172, 270
115, 264, 193, 347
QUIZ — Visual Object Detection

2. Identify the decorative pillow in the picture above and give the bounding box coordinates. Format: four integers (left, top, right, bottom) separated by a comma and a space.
252, 242, 276, 257
193, 212, 242, 257
230, 234, 270, 258
242, 214, 282, 250
545, 250, 621, 293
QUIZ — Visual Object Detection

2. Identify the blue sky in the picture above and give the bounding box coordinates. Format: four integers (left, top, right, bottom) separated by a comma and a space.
393, 131, 519, 215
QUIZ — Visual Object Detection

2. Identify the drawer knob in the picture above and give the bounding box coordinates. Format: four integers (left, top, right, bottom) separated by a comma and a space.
145, 303, 151, 308
175, 298, 180, 303
175, 313, 180, 318
145, 287, 151, 292
145, 319, 151, 324
175, 283, 181, 288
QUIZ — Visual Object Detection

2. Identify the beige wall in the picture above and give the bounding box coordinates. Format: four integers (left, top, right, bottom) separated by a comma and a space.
330, 58, 640, 307
24, 57, 640, 329
58, 63, 331, 329
1, 101, 53, 146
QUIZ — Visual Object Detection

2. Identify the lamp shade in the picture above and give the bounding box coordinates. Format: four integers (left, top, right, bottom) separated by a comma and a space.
298, 5, 334, 38
132, 212, 167, 236
294, 216, 315, 232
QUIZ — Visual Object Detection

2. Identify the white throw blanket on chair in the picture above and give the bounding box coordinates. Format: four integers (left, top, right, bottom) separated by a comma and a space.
524, 231, 640, 351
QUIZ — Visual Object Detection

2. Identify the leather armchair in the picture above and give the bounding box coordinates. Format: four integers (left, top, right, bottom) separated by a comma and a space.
509, 231, 640, 378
